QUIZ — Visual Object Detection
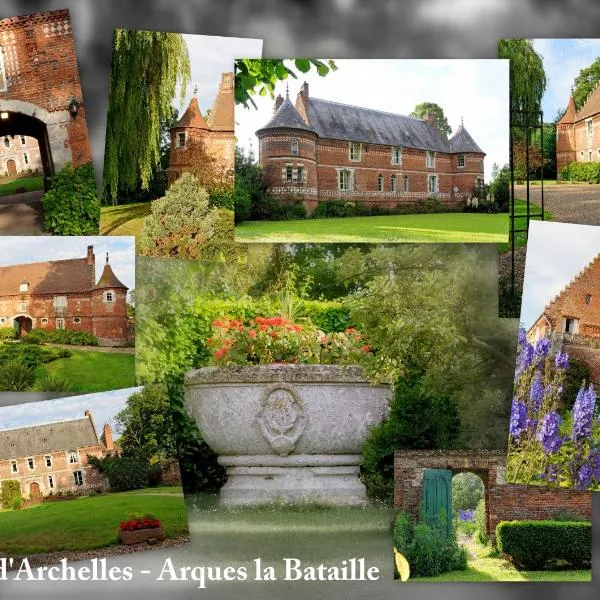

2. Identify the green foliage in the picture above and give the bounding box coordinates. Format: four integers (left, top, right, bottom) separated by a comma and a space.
498, 39, 547, 116
0, 360, 35, 391
103, 30, 190, 202
139, 172, 223, 258
22, 328, 98, 346
393, 512, 468, 578
452, 472, 484, 514
496, 520, 591, 570
410, 102, 452, 137
562, 359, 592, 412
0, 327, 17, 340
42, 163, 100, 235
28, 373, 73, 393
209, 185, 235, 209
235, 59, 337, 108
312, 198, 459, 220
12, 497, 23, 510
572, 57, 600, 112
475, 498, 488, 545
487, 164, 510, 212
1, 480, 22, 509
560, 161, 600, 183
87, 454, 159, 491
0, 344, 71, 369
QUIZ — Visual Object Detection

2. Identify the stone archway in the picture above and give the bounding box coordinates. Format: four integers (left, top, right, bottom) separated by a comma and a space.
14, 314, 33, 337
30, 481, 41, 499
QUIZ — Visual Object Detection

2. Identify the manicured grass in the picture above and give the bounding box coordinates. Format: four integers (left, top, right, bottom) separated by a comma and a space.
499, 197, 552, 253
0, 489, 189, 555
40, 349, 135, 393
122, 486, 183, 495
100, 202, 151, 240
235, 213, 509, 243
0, 175, 44, 196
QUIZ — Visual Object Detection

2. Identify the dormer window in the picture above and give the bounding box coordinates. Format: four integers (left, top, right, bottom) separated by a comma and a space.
426, 151, 435, 168
176, 132, 186, 149
19, 280, 29, 293
291, 139, 299, 156
349, 142, 362, 162
391, 147, 402, 165
104, 291, 114, 303
457, 155, 465, 168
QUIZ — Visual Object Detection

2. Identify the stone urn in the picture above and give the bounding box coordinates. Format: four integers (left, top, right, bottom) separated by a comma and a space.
184, 364, 391, 507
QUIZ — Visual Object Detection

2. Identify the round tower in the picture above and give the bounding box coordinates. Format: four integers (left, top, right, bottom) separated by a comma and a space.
448, 120, 486, 204
91, 253, 129, 347
256, 91, 318, 213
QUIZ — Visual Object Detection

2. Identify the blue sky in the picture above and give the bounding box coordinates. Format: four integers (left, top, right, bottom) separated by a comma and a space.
521, 221, 600, 329
174, 34, 262, 120
235, 59, 509, 182
533, 39, 600, 120
0, 388, 141, 439
0, 236, 135, 292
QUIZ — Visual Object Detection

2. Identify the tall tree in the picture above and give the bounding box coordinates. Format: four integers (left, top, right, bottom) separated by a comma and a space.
410, 102, 452, 137
572, 57, 600, 111
498, 39, 547, 115
103, 30, 191, 204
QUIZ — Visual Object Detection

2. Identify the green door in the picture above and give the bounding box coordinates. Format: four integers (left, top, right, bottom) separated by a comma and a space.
423, 469, 452, 538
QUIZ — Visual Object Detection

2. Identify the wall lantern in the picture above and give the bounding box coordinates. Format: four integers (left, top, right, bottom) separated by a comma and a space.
68, 97, 79, 117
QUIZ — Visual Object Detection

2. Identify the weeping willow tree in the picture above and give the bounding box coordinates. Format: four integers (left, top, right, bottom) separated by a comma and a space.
103, 30, 191, 204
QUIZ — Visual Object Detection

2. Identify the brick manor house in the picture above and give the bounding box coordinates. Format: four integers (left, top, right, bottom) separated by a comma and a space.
167, 71, 235, 186
528, 252, 600, 384
0, 245, 130, 346
557, 86, 600, 174
0, 411, 113, 500
0, 134, 42, 178
256, 82, 486, 212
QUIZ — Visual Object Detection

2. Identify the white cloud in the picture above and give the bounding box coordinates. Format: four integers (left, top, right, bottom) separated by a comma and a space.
235, 59, 509, 182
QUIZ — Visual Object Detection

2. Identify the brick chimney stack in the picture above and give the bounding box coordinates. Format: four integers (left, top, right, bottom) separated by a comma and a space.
296, 81, 310, 124
274, 94, 284, 112
425, 112, 438, 128
102, 423, 114, 451
86, 245, 95, 265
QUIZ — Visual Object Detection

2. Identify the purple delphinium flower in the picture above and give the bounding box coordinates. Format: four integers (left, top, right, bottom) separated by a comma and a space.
526, 418, 538, 433
590, 450, 600, 481
575, 462, 593, 491
555, 351, 569, 370
572, 384, 596, 444
539, 464, 558, 483
458, 509, 475, 522
510, 400, 527, 439
534, 338, 552, 358
529, 373, 545, 413
536, 411, 563, 454
518, 327, 527, 347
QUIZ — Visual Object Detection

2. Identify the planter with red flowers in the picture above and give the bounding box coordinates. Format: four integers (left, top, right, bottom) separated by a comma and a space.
119, 515, 165, 545
185, 316, 391, 508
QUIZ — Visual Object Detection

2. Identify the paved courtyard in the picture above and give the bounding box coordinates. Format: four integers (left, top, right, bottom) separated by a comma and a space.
0, 190, 45, 235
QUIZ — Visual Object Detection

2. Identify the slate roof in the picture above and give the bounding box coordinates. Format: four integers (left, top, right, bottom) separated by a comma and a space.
574, 85, 600, 121
256, 96, 316, 134
207, 72, 234, 132
0, 256, 95, 296
174, 96, 209, 129
449, 123, 485, 154
0, 416, 100, 460
95, 263, 128, 290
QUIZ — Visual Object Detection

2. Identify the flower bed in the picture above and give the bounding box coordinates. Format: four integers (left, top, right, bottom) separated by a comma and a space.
119, 515, 164, 545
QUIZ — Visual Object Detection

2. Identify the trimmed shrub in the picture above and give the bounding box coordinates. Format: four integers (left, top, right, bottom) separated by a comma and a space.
21, 328, 98, 346
0, 360, 35, 391
234, 182, 252, 222
88, 454, 158, 491
42, 162, 100, 235
0, 327, 17, 340
209, 185, 235, 209
0, 344, 71, 368
29, 373, 73, 392
496, 520, 592, 570
560, 161, 600, 183
474, 498, 488, 545
393, 511, 468, 578
1, 480, 22, 509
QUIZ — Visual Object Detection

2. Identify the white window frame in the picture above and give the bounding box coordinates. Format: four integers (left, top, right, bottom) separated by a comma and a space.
73, 316, 81, 324
296, 166, 304, 184
27, 457, 35, 470
41, 317, 48, 324
20, 135, 25, 146
348, 142, 362, 162
56, 318, 65, 330
285, 165, 293, 182
73, 470, 84, 486
176, 131, 187, 149
390, 174, 396, 192
291, 138, 299, 156
587, 119, 593, 136
427, 174, 439, 194
18, 301, 27, 312
68, 450, 79, 464
45, 455, 52, 467
23, 152, 29, 166
376, 174, 384, 192
48, 475, 55, 489
104, 291, 115, 303
391, 147, 402, 165
338, 169, 352, 191
403, 175, 409, 192
426, 151, 435, 168
2, 138, 8, 149
10, 460, 17, 473
19, 282, 28, 292
0, 52, 6, 92
457, 154, 465, 168
53, 295, 67, 310
589, 151, 593, 162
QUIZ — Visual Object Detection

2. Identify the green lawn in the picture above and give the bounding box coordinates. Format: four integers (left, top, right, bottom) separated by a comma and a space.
0, 489, 189, 555
235, 213, 509, 243
40, 349, 136, 393
499, 197, 552, 253
122, 486, 183, 495
0, 175, 44, 196
100, 202, 151, 240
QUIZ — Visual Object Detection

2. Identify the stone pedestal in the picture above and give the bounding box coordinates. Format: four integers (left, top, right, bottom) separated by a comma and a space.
184, 364, 390, 507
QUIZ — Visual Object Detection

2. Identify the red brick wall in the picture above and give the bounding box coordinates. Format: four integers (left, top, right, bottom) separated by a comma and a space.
91, 288, 129, 346
0, 10, 92, 166
394, 450, 592, 541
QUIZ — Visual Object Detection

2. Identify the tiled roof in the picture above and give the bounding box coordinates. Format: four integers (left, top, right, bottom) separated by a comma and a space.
95, 263, 128, 290
174, 96, 209, 129
558, 95, 577, 125
256, 96, 316, 134
0, 256, 95, 296
208, 72, 234, 132
0, 415, 100, 460
449, 123, 485, 154
575, 85, 600, 121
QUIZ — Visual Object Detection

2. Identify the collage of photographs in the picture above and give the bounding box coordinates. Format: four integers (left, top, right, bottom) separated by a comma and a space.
0, 7, 598, 590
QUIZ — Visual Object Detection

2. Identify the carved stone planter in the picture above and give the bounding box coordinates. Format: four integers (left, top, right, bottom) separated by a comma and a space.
184, 364, 391, 507
119, 526, 165, 545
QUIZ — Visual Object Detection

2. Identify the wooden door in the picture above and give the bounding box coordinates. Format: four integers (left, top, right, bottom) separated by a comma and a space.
30, 481, 41, 499
6, 159, 16, 176
422, 468, 452, 538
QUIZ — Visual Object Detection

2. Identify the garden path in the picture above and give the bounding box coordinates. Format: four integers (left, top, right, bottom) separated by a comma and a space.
0, 190, 44, 235
45, 343, 135, 354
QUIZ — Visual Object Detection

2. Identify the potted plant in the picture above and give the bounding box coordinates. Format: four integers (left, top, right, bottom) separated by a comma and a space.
185, 317, 391, 507
119, 514, 165, 545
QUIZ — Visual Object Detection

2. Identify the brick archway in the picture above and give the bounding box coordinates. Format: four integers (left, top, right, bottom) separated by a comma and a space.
394, 450, 592, 541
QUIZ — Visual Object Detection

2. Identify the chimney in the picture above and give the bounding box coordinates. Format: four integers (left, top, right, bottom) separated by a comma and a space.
87, 245, 95, 265
102, 423, 114, 451
274, 94, 284, 112
425, 112, 437, 128
295, 81, 310, 124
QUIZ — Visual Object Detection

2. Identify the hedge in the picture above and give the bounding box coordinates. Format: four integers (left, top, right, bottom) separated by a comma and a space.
312, 197, 459, 219
560, 161, 600, 184
0, 327, 17, 340
1, 480, 22, 508
496, 520, 592, 570
21, 328, 98, 346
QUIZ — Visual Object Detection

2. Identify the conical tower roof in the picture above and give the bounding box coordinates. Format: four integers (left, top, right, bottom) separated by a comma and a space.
208, 72, 234, 132
256, 96, 315, 135
95, 256, 127, 290
558, 94, 577, 125
449, 122, 485, 154
173, 96, 209, 130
